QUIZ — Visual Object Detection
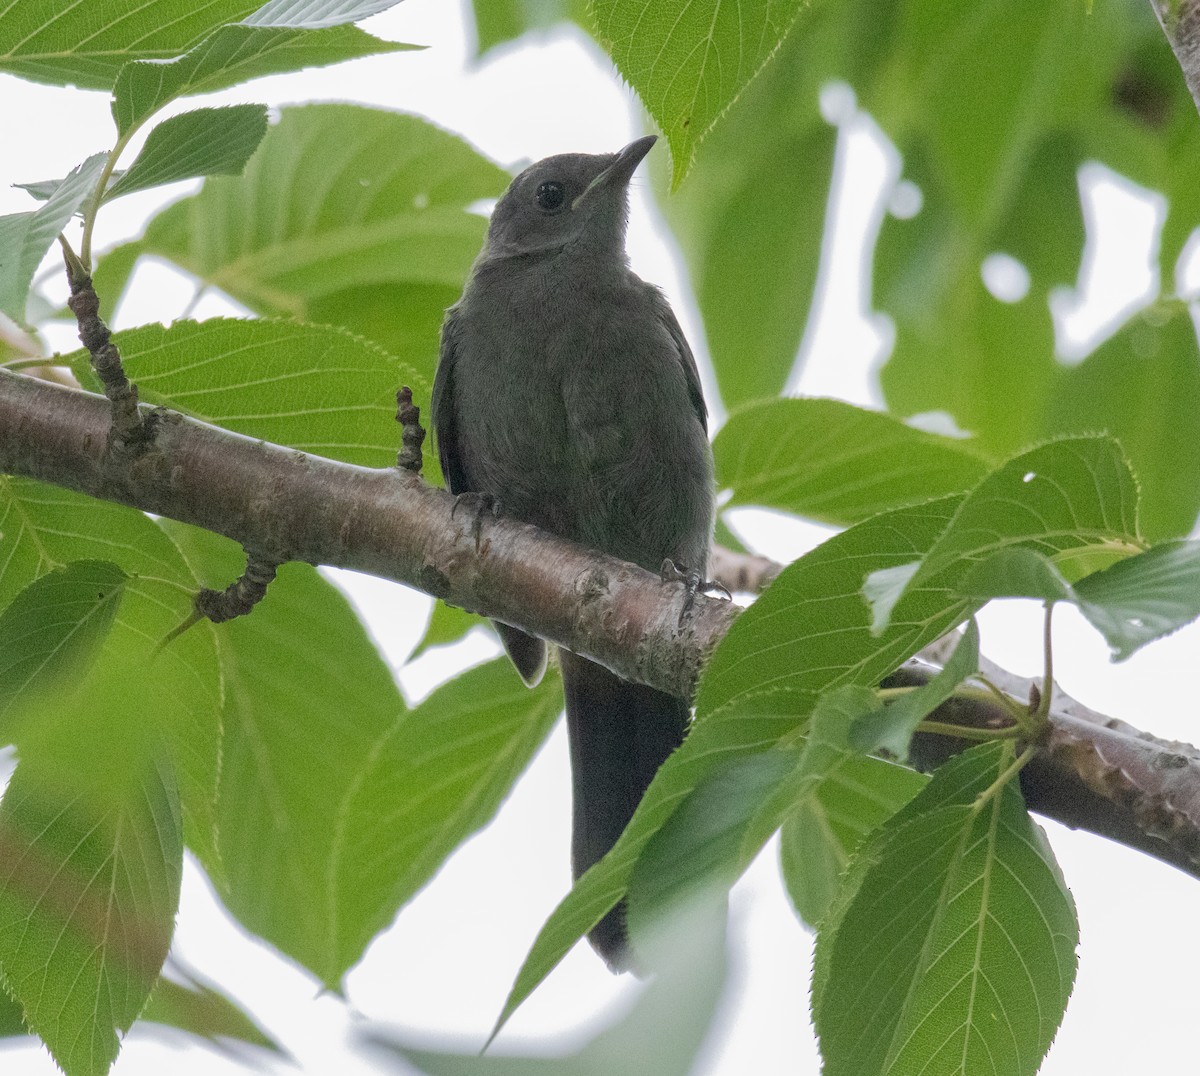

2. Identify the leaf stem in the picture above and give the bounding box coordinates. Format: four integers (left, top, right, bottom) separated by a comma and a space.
916, 719, 1023, 742
79, 132, 135, 269
178, 285, 208, 321
1037, 600, 1054, 725
971, 674, 1029, 726
1, 357, 58, 371
974, 742, 1040, 811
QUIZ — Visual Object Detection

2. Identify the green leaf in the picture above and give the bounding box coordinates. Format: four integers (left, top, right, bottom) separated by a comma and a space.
11, 178, 59, 201
779, 756, 926, 928
0, 985, 23, 1037
0, 688, 182, 1076
958, 546, 1078, 604
494, 495, 971, 1037
625, 749, 799, 943
1072, 540, 1200, 660
711, 513, 747, 555
869, 2, 1107, 233
375, 890, 725, 1076
0, 479, 223, 872
330, 658, 562, 982
866, 0, 1137, 459
963, 541, 1200, 663
104, 106, 268, 201
161, 522, 406, 985
861, 562, 920, 636
112, 5, 415, 135
166, 525, 561, 985
117, 104, 509, 389
0, 924, 279, 1057
0, 0, 257, 88
553, 455, 1111, 1012
714, 399, 990, 524
136, 104, 508, 301
68, 318, 420, 469
849, 619, 980, 759
306, 281, 461, 391
697, 496, 968, 720
0, 153, 106, 325
626, 684, 886, 945
244, 0, 404, 26
0, 0, 408, 91
813, 742, 1078, 1076
88, 241, 143, 321
0, 561, 180, 1074
0, 561, 126, 728
865, 436, 1142, 633
592, 0, 807, 187
875, 138, 1066, 461
471, 0, 587, 55
1089, 38, 1200, 275
140, 961, 280, 1056
915, 434, 1142, 575
867, 0, 1200, 522
1040, 309, 1200, 541
410, 600, 488, 660
657, 26, 834, 408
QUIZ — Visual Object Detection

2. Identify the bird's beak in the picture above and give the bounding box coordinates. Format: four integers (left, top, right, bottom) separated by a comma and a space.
572, 134, 658, 210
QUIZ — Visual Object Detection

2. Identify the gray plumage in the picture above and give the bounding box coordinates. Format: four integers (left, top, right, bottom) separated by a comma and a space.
432, 135, 714, 969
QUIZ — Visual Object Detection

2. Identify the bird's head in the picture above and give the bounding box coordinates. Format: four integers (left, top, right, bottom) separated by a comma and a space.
481, 135, 657, 261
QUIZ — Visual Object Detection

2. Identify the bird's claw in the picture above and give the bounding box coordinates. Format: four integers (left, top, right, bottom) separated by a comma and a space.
661, 559, 731, 625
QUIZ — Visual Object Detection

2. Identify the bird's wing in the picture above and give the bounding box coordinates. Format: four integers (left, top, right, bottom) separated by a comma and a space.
432, 304, 548, 687
651, 288, 708, 434
431, 305, 469, 494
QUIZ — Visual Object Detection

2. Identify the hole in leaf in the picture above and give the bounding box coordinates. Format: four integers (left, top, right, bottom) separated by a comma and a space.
906, 410, 971, 438
981, 253, 1031, 303
889, 180, 922, 219
819, 81, 856, 125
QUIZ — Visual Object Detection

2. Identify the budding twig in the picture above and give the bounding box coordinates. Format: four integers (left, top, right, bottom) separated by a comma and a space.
395, 385, 426, 474
60, 237, 149, 460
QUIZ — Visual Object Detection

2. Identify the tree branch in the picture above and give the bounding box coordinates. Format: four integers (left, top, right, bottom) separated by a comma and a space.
897, 652, 1200, 880
0, 368, 735, 699
1151, 0, 1200, 116
3, 367, 1200, 881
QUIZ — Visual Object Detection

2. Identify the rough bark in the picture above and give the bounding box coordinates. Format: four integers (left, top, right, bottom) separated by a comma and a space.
3, 366, 1200, 880
0, 367, 735, 699
1151, 0, 1200, 116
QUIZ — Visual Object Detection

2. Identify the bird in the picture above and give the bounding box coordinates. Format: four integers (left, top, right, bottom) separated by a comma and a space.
431, 135, 715, 969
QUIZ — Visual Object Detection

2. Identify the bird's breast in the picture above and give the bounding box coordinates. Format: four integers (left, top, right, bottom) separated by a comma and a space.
452, 268, 711, 566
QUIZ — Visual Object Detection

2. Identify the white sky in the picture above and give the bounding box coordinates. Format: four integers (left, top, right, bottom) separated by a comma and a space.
3, 1, 1200, 1073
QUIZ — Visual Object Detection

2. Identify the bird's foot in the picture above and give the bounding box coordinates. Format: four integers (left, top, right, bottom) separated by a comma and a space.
661, 559, 732, 624
452, 491, 501, 547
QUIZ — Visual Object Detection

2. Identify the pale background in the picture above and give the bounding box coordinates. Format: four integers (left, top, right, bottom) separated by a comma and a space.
1, 1, 1198, 1073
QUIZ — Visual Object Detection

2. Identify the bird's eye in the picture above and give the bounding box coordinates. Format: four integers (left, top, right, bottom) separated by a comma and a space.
535, 181, 566, 211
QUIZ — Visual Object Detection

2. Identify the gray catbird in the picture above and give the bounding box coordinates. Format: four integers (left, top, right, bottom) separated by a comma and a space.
432, 135, 715, 969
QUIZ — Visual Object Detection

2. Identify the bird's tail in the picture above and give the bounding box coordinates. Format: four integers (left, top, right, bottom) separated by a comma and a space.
559, 649, 689, 970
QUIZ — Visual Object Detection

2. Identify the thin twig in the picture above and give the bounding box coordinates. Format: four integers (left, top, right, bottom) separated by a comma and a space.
60, 236, 148, 459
